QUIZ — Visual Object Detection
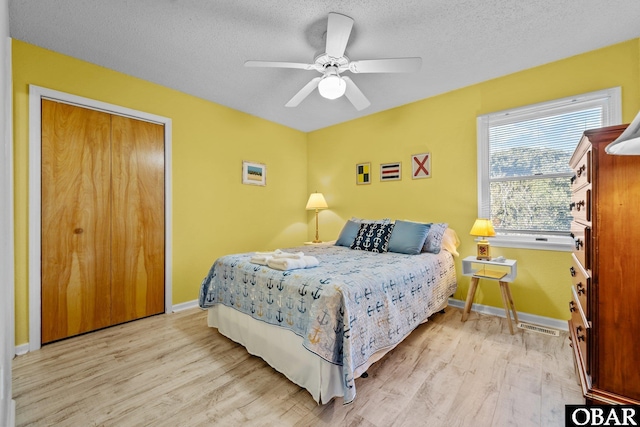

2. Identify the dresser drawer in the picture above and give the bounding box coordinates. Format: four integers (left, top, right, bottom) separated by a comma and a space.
570, 185, 591, 223
569, 297, 589, 373
570, 221, 591, 270
570, 253, 589, 316
568, 318, 591, 388
570, 148, 591, 191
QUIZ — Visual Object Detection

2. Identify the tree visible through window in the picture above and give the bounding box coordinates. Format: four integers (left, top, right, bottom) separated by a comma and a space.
489, 109, 601, 233
477, 88, 620, 242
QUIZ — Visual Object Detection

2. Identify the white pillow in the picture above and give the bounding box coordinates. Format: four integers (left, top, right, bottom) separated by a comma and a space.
441, 228, 460, 257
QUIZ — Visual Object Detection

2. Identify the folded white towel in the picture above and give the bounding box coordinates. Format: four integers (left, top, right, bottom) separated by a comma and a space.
255, 249, 283, 256
272, 251, 304, 259
250, 255, 273, 265
302, 256, 319, 268
267, 256, 319, 271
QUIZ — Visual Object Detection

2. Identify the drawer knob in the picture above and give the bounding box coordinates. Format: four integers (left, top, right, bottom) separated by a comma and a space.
74, 228, 84, 234
571, 174, 577, 184
577, 283, 585, 295
570, 266, 576, 277
577, 164, 586, 177
569, 202, 576, 211
576, 325, 585, 341
576, 200, 585, 211
569, 301, 576, 312
575, 238, 583, 250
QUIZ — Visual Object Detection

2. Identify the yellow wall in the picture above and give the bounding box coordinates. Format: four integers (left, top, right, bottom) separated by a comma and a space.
12, 40, 308, 345
13, 38, 640, 345
307, 38, 640, 320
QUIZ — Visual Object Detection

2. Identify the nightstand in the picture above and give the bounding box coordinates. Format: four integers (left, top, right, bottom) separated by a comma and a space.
460, 256, 519, 334
303, 240, 335, 246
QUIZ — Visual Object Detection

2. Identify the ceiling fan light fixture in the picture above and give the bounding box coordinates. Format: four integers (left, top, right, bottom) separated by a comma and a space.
318, 74, 346, 100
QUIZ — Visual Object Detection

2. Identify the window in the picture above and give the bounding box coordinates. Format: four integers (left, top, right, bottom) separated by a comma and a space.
477, 88, 621, 251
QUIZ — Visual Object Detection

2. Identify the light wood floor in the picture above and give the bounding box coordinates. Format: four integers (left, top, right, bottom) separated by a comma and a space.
13, 307, 583, 426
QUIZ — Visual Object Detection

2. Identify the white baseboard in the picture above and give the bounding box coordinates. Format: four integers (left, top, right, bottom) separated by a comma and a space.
447, 298, 569, 331
13, 302, 200, 356
13, 298, 564, 358
172, 299, 199, 312
14, 343, 29, 356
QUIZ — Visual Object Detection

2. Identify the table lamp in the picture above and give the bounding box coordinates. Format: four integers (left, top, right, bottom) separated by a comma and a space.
306, 192, 328, 243
470, 218, 496, 260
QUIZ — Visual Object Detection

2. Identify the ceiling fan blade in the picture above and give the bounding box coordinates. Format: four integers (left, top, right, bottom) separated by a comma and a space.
349, 57, 422, 73
342, 77, 370, 111
245, 60, 316, 70
325, 13, 354, 58
285, 77, 322, 107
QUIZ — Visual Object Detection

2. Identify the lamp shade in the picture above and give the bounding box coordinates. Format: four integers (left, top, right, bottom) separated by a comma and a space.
605, 111, 640, 155
306, 193, 328, 210
469, 218, 496, 237
318, 75, 346, 100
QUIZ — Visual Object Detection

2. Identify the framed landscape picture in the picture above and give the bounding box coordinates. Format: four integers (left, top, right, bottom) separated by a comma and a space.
242, 161, 266, 186
356, 162, 371, 185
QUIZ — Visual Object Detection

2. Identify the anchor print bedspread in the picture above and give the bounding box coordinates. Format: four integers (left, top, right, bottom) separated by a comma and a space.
198, 245, 457, 404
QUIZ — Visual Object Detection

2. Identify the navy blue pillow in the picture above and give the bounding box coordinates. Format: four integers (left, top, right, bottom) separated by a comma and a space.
335, 220, 361, 247
388, 220, 431, 255
350, 223, 395, 253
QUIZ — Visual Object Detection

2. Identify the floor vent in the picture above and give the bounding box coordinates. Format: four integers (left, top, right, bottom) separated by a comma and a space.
517, 322, 560, 336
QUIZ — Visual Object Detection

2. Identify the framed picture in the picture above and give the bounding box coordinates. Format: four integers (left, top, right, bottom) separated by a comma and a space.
356, 162, 371, 185
242, 161, 266, 186
380, 162, 401, 181
412, 153, 431, 179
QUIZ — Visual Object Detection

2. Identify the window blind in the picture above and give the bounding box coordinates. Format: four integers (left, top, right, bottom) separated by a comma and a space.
487, 107, 602, 233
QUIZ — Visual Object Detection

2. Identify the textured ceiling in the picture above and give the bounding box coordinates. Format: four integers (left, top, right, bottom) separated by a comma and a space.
9, 0, 640, 132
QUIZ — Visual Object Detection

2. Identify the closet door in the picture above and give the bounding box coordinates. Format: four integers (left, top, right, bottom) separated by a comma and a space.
110, 115, 165, 324
41, 100, 112, 344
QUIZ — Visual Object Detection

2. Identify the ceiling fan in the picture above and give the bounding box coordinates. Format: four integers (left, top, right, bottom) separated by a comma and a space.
245, 12, 422, 111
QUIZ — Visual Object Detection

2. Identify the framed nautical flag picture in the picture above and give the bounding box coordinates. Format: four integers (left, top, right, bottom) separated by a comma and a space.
356, 162, 371, 185
412, 153, 431, 179
380, 162, 401, 181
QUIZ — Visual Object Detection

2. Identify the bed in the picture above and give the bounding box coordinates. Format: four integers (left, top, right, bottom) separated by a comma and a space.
198, 224, 458, 405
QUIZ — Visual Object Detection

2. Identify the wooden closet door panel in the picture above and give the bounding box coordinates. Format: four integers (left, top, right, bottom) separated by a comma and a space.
110, 116, 165, 324
41, 100, 112, 343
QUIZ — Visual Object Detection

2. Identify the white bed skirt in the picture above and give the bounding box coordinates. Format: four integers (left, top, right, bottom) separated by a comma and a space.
207, 299, 448, 404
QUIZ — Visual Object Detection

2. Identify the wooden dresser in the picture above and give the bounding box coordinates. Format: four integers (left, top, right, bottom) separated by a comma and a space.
568, 124, 640, 405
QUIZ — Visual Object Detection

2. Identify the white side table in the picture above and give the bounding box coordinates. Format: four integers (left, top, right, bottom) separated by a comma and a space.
460, 256, 519, 334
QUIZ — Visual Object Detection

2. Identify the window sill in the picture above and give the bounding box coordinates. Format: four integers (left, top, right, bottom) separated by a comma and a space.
481, 235, 573, 252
